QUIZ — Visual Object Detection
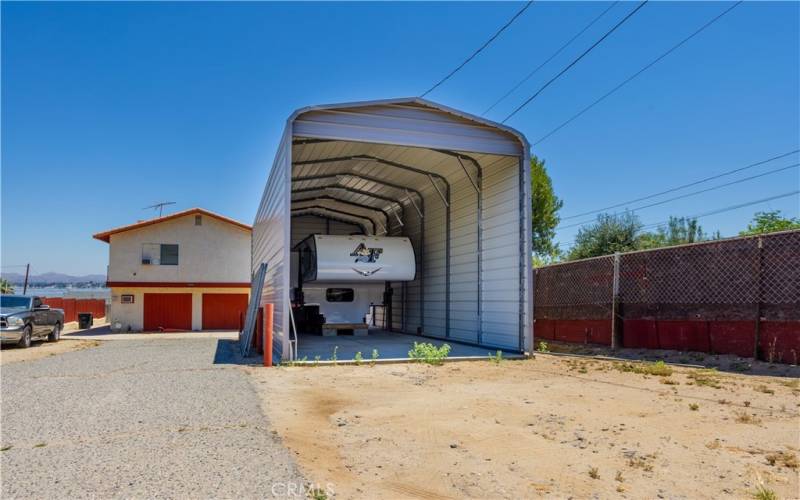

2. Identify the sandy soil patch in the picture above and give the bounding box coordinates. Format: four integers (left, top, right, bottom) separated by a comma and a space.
0, 339, 100, 365
249, 355, 799, 499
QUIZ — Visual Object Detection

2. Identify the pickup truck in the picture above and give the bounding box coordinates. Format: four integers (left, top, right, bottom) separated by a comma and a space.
0, 295, 64, 348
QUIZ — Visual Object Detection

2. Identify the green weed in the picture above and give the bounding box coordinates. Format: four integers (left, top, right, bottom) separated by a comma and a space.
330, 346, 338, 364
615, 360, 673, 377
752, 485, 777, 500
408, 342, 451, 365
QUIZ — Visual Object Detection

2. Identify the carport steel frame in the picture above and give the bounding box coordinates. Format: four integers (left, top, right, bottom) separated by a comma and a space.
253, 97, 533, 361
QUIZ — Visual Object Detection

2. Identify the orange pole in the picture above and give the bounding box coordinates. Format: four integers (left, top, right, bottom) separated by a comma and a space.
263, 304, 274, 367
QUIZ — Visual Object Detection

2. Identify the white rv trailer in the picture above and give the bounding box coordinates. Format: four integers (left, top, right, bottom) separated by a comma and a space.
252, 97, 533, 361
292, 235, 415, 328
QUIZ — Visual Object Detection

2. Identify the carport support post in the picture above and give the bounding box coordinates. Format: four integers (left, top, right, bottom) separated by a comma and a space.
263, 304, 274, 367
611, 252, 621, 350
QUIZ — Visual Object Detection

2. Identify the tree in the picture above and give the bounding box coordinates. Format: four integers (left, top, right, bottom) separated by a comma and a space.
639, 216, 713, 249
531, 154, 563, 261
0, 279, 14, 294
568, 212, 642, 260
739, 210, 800, 236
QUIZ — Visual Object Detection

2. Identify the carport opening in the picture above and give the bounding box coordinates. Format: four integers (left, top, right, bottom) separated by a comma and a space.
288, 135, 523, 361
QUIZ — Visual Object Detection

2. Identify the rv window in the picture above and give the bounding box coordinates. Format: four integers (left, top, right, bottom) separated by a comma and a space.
326, 288, 354, 302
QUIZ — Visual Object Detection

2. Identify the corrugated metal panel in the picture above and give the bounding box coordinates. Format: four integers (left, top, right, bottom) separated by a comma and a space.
257, 98, 532, 359
253, 127, 292, 360
290, 214, 362, 248
293, 103, 523, 156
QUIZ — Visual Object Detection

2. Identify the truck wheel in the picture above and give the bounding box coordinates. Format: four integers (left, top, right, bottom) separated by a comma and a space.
18, 325, 32, 349
49, 323, 61, 342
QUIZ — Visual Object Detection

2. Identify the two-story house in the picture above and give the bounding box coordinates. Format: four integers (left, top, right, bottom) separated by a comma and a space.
93, 208, 251, 332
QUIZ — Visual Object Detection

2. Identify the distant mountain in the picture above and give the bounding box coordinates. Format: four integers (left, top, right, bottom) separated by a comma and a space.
0, 272, 106, 285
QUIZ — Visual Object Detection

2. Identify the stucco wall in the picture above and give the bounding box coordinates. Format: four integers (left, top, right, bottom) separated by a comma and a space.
107, 214, 251, 283
109, 286, 249, 331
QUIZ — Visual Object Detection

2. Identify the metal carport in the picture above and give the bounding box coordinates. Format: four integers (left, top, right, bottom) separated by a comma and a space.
252, 97, 532, 361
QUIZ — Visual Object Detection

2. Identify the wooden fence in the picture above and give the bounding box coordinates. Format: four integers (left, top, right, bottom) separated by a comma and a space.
41, 297, 106, 324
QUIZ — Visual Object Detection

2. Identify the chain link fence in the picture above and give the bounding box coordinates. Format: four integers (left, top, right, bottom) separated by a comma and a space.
534, 230, 800, 363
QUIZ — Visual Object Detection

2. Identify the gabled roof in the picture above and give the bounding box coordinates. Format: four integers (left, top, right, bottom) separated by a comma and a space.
93, 208, 251, 243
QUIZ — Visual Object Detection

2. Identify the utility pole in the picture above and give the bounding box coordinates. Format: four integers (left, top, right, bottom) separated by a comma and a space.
23, 263, 30, 295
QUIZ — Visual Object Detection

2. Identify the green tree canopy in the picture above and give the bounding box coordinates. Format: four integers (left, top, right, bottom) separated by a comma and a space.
639, 216, 715, 249
568, 212, 642, 260
531, 154, 563, 261
739, 210, 800, 236
567, 214, 714, 260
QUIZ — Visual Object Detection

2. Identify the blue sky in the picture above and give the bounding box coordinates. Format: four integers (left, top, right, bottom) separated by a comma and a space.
2, 1, 798, 275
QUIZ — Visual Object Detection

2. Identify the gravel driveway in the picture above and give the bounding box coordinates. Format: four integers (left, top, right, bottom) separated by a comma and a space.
1, 337, 305, 499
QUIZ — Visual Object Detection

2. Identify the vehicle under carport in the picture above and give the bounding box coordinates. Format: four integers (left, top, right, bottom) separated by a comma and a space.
249, 97, 533, 362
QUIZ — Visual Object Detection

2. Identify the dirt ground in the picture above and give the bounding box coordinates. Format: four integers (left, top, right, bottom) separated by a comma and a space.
250, 355, 799, 499
0, 339, 100, 365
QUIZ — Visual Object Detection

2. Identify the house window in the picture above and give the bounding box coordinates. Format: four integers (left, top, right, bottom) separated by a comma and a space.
142, 243, 159, 265
326, 288, 354, 302
195, 215, 202, 226
160, 244, 179, 265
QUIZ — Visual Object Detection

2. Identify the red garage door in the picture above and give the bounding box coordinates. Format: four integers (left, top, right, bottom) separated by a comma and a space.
202, 293, 248, 330
143, 293, 192, 331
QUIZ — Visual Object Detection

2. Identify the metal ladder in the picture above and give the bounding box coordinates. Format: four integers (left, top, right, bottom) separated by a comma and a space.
240, 263, 267, 357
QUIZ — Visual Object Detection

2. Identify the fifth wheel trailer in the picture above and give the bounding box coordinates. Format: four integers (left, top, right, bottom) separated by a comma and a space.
251, 97, 533, 361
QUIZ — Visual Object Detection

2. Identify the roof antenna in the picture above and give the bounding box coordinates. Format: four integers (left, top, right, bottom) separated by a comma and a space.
143, 201, 176, 217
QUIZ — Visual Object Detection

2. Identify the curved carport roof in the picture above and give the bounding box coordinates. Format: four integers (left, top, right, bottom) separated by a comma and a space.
254, 97, 533, 359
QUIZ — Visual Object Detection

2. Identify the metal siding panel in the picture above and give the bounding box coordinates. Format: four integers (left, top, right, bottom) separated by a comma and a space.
271, 99, 531, 354
253, 127, 291, 360
293, 106, 522, 156
478, 156, 522, 349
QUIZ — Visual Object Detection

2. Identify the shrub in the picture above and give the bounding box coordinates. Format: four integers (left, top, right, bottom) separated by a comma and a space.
489, 350, 503, 364
354, 352, 363, 366
734, 411, 762, 425
766, 451, 798, 469
370, 349, 379, 366
752, 485, 777, 500
686, 369, 722, 388
408, 342, 451, 365
615, 360, 673, 377
537, 341, 549, 353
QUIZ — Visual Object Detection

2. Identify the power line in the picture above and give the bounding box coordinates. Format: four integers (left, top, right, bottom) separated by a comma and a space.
641, 190, 800, 231
421, 1, 534, 98
558, 162, 799, 230
561, 149, 800, 220
482, 1, 620, 116
502, 0, 648, 123
554, 189, 799, 248
534, 1, 743, 145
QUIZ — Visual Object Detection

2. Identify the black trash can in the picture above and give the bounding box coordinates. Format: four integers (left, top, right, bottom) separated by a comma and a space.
78, 313, 93, 329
